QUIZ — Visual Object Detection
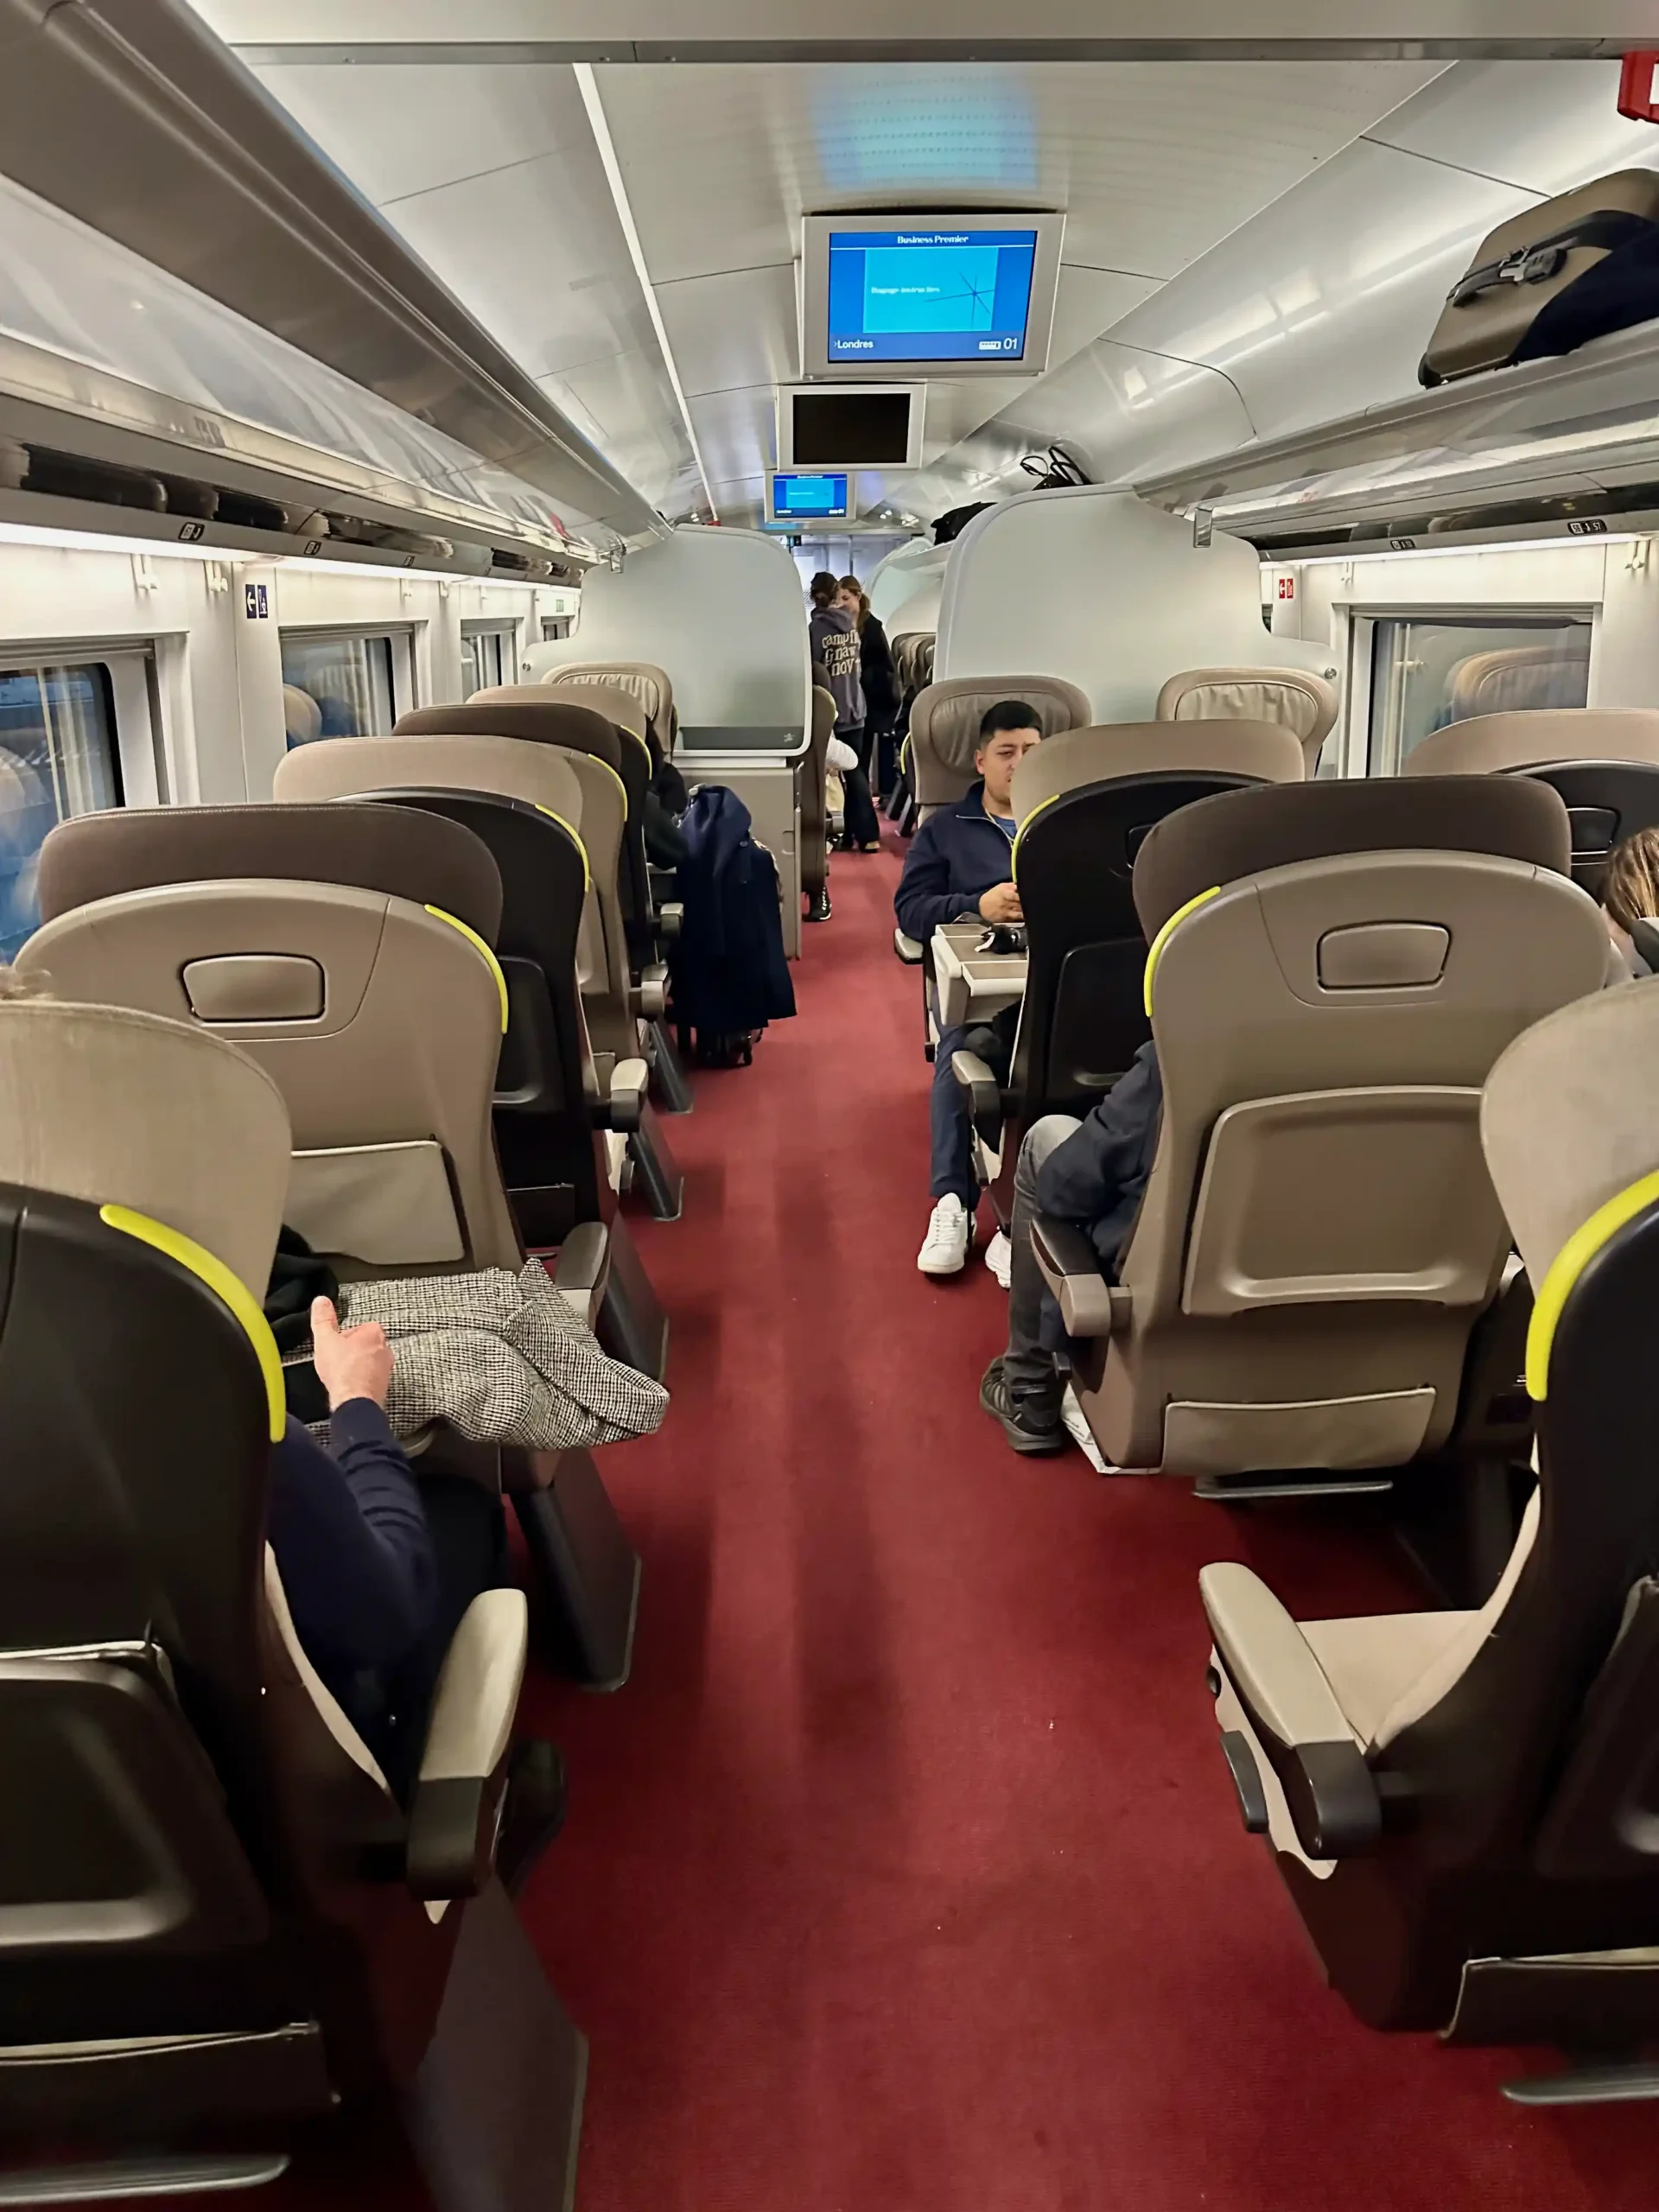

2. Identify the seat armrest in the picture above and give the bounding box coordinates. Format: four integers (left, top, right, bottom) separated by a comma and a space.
656, 900, 683, 944
1030, 1216, 1127, 1338
553, 1220, 608, 1325
606, 1054, 649, 1134
949, 1050, 1004, 1146
405, 1589, 528, 1901
632, 960, 669, 1021
1199, 1562, 1381, 1859
893, 929, 924, 964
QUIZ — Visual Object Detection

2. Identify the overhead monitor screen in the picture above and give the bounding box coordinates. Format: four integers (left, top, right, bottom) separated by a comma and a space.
801, 211, 1063, 379
769, 470, 850, 521
828, 227, 1038, 365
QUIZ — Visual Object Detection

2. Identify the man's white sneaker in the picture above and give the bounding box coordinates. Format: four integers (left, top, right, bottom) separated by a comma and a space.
983, 1229, 1012, 1290
918, 1194, 973, 1276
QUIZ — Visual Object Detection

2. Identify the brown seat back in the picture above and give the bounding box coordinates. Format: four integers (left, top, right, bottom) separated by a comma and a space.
24, 804, 519, 1274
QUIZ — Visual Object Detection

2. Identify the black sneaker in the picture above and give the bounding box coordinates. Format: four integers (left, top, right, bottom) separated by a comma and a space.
978, 1357, 1067, 1456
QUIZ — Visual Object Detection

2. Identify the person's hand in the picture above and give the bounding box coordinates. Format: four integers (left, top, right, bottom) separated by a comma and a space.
310, 1296, 393, 1411
978, 881, 1023, 925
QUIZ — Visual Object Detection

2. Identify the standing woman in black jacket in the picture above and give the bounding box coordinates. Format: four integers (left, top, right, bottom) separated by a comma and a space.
808, 571, 881, 852
839, 576, 900, 799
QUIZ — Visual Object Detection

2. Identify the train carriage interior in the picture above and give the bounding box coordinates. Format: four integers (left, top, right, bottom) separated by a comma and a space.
18, 4, 1659, 2208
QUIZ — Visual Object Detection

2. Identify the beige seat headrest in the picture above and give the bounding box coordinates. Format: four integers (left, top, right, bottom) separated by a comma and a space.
1011, 719, 1304, 824
1483, 981, 1659, 1299
1157, 666, 1338, 772
908, 675, 1091, 807
0, 999, 290, 1298
1405, 709, 1659, 779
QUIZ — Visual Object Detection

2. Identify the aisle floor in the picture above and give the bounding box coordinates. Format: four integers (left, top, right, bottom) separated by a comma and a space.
156, 832, 1657, 2212
526, 836, 1656, 2212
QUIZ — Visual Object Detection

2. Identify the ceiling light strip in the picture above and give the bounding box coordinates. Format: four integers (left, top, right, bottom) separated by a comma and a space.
572, 60, 719, 524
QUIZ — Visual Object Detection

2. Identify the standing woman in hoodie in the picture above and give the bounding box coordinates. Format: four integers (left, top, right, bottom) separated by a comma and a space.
807, 570, 881, 853
838, 576, 899, 799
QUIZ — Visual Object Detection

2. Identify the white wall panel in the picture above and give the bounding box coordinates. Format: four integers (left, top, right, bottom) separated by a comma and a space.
938, 487, 1299, 718
535, 524, 809, 734
1370, 60, 1659, 194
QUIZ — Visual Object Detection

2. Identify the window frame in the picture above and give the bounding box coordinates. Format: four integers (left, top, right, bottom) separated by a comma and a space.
1354, 605, 1596, 778
460, 619, 520, 696
276, 624, 416, 740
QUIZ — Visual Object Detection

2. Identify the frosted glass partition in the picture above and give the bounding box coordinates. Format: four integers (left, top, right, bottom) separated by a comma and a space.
885, 575, 944, 641
938, 487, 1314, 721
533, 526, 810, 755
868, 540, 945, 627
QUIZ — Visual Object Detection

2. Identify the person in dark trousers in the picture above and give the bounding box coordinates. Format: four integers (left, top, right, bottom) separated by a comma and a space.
837, 575, 899, 798
272, 1295, 565, 1886
977, 1051, 1164, 1455
808, 570, 880, 852
895, 701, 1044, 1275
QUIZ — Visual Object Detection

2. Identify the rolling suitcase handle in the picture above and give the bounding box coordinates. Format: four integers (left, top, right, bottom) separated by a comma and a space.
1445, 211, 1655, 313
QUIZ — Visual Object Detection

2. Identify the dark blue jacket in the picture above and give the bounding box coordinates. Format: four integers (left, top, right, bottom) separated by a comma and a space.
671, 784, 796, 1033
1036, 1042, 1164, 1281
893, 782, 1018, 942
270, 1401, 435, 1777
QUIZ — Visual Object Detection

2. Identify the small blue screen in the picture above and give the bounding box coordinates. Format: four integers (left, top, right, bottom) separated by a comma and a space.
772, 472, 849, 518
827, 227, 1038, 365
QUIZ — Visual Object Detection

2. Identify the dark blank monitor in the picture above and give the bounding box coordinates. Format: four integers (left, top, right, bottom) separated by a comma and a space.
783, 390, 918, 469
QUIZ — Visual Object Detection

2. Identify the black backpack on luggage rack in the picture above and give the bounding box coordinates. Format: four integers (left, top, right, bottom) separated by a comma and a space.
671, 785, 796, 1067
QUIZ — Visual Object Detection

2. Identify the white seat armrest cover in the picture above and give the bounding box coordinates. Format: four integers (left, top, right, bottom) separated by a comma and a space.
1199, 1561, 1362, 1749
417, 1587, 528, 1786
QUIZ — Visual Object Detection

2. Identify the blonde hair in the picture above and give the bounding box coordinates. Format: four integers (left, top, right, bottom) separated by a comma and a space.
1604, 828, 1659, 934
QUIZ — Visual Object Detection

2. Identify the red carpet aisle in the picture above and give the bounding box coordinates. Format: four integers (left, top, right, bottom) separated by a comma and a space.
523, 833, 1656, 2212
189, 831, 1656, 2212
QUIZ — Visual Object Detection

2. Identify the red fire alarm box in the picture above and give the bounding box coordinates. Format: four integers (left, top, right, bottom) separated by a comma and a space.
1618, 51, 1659, 123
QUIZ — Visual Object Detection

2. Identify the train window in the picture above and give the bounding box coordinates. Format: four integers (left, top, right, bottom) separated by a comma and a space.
280, 631, 400, 747
461, 623, 517, 696
1367, 616, 1592, 775
0, 662, 124, 959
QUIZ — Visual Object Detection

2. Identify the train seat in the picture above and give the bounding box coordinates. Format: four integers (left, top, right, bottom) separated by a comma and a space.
1200, 976, 1659, 2075
28, 800, 653, 1678
906, 673, 1092, 819
1156, 664, 1338, 776
0, 995, 583, 2207
1403, 709, 1659, 894
267, 751, 670, 1366
389, 696, 639, 1053
1443, 638, 1591, 721
949, 721, 1307, 1224
391, 690, 683, 1217
1402, 705, 1659, 778
1032, 775, 1609, 1489
545, 658, 677, 760
26, 802, 520, 1277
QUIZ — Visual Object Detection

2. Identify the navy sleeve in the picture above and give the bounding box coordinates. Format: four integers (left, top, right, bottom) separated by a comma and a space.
1034, 1046, 1161, 1225
895, 817, 987, 941
267, 1404, 436, 1675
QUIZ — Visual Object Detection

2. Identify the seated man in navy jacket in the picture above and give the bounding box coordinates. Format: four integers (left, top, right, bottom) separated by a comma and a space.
979, 1046, 1164, 1454
895, 701, 1045, 1275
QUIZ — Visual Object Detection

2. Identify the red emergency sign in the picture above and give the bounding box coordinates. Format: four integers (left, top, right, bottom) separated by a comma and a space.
1618, 51, 1659, 123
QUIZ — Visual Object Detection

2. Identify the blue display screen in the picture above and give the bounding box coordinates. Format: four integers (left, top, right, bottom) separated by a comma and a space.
827, 227, 1038, 365
772, 472, 849, 519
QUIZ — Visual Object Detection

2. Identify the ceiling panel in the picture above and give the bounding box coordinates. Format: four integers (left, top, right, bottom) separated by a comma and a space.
249, 57, 696, 516
1367, 59, 1659, 190
594, 60, 1442, 284
1114, 138, 1535, 441
256, 61, 573, 206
